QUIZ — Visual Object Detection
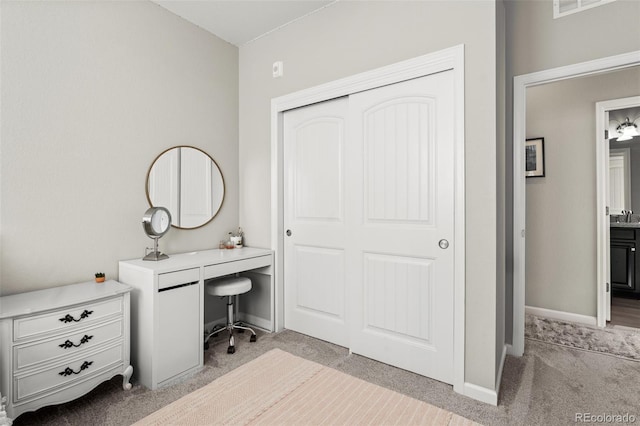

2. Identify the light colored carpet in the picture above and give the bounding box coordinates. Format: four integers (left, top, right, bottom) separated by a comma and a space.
134, 348, 480, 426
525, 314, 640, 361
11, 329, 640, 425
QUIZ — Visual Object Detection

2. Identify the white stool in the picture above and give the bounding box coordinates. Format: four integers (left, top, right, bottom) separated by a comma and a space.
204, 276, 257, 354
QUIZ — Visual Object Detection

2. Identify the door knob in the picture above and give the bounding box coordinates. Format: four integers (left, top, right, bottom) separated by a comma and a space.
439, 239, 449, 249
286, 229, 292, 237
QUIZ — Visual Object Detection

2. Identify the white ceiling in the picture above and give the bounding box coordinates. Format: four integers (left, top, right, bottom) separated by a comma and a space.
153, 0, 335, 46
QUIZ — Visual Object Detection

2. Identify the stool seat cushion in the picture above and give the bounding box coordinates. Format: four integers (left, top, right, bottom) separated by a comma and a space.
206, 276, 252, 297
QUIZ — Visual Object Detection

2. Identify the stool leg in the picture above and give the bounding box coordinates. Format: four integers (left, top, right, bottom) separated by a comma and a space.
226, 296, 236, 354
227, 330, 235, 354
226, 296, 234, 326
232, 324, 257, 342
234, 295, 245, 333
203, 324, 225, 350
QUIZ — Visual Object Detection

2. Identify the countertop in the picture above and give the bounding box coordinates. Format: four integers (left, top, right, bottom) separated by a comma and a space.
118, 247, 273, 273
610, 222, 640, 228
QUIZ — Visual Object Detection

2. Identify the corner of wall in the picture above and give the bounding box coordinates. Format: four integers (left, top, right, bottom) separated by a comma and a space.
463, 342, 507, 406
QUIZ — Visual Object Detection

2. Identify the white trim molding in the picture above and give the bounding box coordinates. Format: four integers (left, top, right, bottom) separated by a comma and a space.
463, 382, 498, 406
464, 343, 507, 407
271, 45, 467, 396
494, 344, 508, 405
525, 305, 597, 327
596, 96, 640, 327
512, 50, 640, 357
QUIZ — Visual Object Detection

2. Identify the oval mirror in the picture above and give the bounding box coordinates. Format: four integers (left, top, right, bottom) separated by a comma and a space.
146, 146, 224, 229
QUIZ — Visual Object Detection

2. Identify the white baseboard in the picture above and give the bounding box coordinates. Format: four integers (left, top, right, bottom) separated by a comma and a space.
495, 344, 508, 400
204, 317, 227, 334
462, 382, 497, 406
462, 344, 507, 406
506, 342, 520, 356
525, 305, 597, 326
238, 313, 271, 331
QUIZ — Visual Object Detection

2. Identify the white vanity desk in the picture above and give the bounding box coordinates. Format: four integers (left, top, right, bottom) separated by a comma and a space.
118, 247, 273, 390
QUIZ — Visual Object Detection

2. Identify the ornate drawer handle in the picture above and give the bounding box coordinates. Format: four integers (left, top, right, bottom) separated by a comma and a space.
59, 335, 93, 349
58, 361, 93, 377
59, 310, 94, 323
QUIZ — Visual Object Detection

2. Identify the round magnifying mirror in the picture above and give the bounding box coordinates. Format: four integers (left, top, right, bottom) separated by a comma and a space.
146, 146, 225, 229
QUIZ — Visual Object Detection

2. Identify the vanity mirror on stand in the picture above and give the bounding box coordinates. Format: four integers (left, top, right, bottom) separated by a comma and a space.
142, 206, 172, 261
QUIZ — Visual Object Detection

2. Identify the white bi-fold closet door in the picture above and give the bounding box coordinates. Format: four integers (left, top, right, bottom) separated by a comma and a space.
284, 71, 455, 384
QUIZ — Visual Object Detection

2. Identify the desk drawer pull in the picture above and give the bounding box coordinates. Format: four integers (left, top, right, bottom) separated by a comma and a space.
158, 281, 198, 293
59, 334, 93, 349
58, 361, 93, 377
59, 310, 94, 324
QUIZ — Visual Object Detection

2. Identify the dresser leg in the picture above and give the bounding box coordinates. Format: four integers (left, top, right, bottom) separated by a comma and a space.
122, 365, 133, 390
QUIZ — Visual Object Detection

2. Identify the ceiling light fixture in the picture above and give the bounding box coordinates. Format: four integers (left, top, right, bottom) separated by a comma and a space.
616, 117, 640, 141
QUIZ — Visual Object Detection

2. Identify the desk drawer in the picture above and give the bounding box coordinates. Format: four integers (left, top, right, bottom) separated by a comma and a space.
204, 255, 271, 280
14, 343, 123, 403
158, 268, 200, 291
14, 319, 123, 371
14, 297, 122, 342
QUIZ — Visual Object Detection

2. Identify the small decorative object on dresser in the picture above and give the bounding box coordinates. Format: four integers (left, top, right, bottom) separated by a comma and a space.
95, 272, 105, 283
0, 280, 133, 420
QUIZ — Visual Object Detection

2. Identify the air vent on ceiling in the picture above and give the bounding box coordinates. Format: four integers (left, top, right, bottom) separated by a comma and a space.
554, 0, 616, 18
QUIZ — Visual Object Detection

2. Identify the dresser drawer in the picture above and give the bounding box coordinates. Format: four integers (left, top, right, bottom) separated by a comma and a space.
14, 319, 123, 371
13, 297, 123, 342
14, 343, 124, 403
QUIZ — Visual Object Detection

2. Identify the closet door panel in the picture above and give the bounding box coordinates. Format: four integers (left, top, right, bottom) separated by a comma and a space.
283, 97, 349, 347
348, 71, 455, 384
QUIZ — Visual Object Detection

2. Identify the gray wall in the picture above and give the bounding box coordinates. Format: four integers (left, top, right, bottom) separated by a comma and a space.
0, 1, 239, 295
238, 0, 501, 391
504, 0, 640, 339
526, 68, 640, 316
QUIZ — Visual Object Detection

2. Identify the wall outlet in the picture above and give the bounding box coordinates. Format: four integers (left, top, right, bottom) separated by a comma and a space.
273, 61, 283, 78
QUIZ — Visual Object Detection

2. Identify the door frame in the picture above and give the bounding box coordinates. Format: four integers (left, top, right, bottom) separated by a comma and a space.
271, 45, 465, 393
511, 51, 640, 357
597, 96, 640, 324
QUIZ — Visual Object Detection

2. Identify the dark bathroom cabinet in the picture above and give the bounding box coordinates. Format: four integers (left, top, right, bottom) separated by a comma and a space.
610, 227, 640, 299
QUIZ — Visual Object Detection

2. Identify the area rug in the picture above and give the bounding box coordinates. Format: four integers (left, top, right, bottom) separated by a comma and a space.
525, 314, 640, 361
134, 348, 479, 425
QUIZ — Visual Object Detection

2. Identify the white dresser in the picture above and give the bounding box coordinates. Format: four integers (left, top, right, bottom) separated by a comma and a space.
0, 280, 133, 420
118, 247, 273, 390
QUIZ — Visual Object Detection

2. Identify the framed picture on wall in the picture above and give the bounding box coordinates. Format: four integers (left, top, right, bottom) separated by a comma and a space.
525, 137, 545, 178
